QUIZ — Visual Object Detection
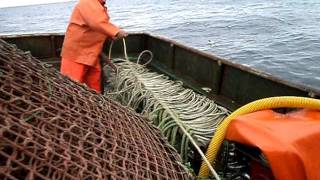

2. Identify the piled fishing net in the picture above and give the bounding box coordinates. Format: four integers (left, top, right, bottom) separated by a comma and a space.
0, 39, 193, 180
105, 40, 229, 179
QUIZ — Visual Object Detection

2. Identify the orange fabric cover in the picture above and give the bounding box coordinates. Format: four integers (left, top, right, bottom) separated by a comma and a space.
226, 109, 320, 180
60, 58, 102, 93
61, 0, 120, 66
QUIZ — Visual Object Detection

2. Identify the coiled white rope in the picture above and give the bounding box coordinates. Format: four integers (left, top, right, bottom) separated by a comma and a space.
106, 39, 228, 179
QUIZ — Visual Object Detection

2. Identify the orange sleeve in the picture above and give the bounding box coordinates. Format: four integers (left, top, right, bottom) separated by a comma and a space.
77, 0, 120, 38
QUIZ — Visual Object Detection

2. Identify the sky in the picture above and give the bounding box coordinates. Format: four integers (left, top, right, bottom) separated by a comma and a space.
0, 0, 75, 8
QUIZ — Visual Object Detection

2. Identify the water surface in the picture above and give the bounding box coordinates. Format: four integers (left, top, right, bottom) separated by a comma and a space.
0, 0, 319, 90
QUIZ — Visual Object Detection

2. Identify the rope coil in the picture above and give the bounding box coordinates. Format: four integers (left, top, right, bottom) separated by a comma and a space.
106, 39, 229, 180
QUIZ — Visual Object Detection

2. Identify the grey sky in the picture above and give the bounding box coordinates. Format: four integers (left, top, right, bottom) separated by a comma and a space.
0, 0, 75, 8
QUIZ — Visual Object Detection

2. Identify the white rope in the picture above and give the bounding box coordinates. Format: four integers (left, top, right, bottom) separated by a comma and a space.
106, 39, 228, 180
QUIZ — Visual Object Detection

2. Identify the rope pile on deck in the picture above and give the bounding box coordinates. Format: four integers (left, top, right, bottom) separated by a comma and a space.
0, 39, 192, 180
105, 40, 229, 179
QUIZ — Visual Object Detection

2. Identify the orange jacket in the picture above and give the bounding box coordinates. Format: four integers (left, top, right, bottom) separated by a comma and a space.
61, 0, 120, 66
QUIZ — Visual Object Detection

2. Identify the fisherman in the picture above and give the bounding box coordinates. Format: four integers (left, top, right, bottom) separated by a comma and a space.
60, 0, 127, 93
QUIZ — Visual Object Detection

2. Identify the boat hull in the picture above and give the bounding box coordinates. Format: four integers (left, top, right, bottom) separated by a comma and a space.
1, 33, 319, 110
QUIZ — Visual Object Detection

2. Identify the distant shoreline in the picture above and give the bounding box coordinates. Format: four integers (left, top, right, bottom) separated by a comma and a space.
0, 0, 76, 9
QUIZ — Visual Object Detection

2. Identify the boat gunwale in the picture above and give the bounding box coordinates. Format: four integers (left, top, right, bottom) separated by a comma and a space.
1, 32, 319, 97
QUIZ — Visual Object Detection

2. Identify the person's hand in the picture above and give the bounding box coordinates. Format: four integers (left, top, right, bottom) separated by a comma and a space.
115, 30, 128, 40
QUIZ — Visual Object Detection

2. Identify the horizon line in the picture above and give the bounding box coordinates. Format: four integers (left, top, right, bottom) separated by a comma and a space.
0, 0, 76, 9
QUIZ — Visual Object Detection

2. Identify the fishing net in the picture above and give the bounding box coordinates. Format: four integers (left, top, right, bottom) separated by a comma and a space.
0, 39, 193, 180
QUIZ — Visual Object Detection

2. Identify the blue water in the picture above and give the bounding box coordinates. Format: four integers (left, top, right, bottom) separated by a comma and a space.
0, 0, 320, 91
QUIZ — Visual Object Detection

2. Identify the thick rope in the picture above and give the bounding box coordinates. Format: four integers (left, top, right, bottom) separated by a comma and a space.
107, 39, 225, 180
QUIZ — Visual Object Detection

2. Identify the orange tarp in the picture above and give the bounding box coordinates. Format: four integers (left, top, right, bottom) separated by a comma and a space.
226, 109, 320, 180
